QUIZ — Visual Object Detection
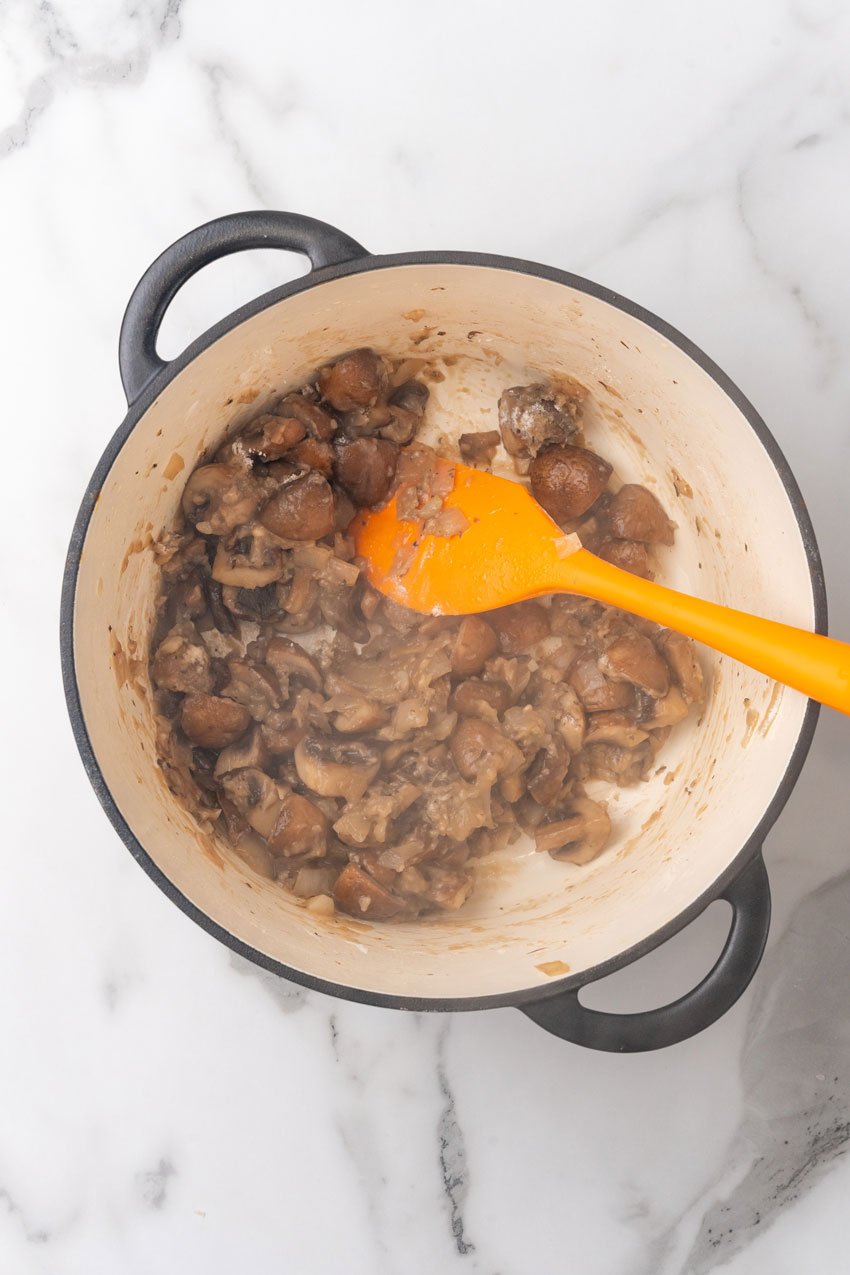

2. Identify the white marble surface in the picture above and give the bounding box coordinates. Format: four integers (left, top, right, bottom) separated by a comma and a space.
3, 1, 850, 1271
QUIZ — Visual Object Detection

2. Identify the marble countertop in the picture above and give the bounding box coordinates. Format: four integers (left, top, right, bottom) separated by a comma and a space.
4, 1, 850, 1271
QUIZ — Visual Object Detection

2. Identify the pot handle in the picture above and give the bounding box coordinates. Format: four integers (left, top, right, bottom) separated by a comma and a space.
118, 211, 368, 405
520, 850, 771, 1052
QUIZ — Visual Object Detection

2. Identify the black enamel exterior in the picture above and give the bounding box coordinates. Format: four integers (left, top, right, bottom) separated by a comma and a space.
60, 212, 826, 1047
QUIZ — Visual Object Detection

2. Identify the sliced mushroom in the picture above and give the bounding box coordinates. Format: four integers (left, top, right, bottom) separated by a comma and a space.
294, 736, 381, 802
267, 791, 329, 858
450, 717, 524, 783
221, 581, 284, 624
458, 430, 501, 466
333, 437, 398, 507
259, 471, 335, 541
645, 685, 690, 729
180, 693, 251, 749
262, 636, 323, 696
484, 655, 532, 700
533, 681, 586, 753
151, 624, 213, 694
605, 484, 675, 545
238, 414, 306, 461
211, 525, 288, 588
498, 383, 582, 462
451, 616, 499, 675
182, 463, 263, 536
584, 709, 649, 748
535, 795, 611, 863
260, 709, 306, 754
488, 601, 550, 654
568, 655, 635, 712
657, 629, 706, 706
596, 538, 653, 578
323, 691, 389, 734
333, 777, 422, 847
333, 862, 405, 920
219, 659, 281, 721
527, 735, 571, 806
599, 631, 669, 698
581, 740, 653, 786
529, 445, 612, 523
217, 767, 283, 840
318, 349, 388, 411
276, 394, 337, 442
214, 725, 270, 777
450, 678, 512, 719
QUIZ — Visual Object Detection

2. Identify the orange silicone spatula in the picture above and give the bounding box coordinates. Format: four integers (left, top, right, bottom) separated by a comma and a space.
353, 458, 850, 715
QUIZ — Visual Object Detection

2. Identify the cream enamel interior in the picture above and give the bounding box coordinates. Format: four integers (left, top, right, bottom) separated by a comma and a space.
72, 263, 814, 1000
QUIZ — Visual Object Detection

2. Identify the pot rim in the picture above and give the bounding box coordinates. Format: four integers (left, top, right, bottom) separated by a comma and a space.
60, 248, 826, 1012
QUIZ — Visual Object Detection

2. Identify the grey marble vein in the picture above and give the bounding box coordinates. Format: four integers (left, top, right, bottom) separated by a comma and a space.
436, 1023, 475, 1257
633, 867, 850, 1274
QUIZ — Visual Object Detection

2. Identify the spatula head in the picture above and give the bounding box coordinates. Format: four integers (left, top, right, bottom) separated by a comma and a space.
352, 459, 580, 615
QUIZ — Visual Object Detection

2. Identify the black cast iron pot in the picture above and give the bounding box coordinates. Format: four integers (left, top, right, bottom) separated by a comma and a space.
61, 212, 825, 1051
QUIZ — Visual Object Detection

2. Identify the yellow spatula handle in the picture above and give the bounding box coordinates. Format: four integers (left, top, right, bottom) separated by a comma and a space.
557, 549, 848, 715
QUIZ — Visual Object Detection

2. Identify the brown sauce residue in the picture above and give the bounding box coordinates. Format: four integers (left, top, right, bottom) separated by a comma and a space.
670, 469, 694, 498
641, 808, 663, 832
758, 682, 784, 736
597, 380, 623, 400
120, 532, 152, 576
410, 326, 436, 347
402, 308, 426, 322
536, 959, 571, 976
742, 707, 760, 747
163, 452, 185, 480
110, 631, 147, 693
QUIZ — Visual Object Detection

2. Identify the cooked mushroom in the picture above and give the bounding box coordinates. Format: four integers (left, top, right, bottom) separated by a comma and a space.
333, 862, 405, 919
319, 349, 388, 412
324, 692, 389, 734
449, 717, 524, 783
599, 631, 669, 698
238, 414, 306, 461
217, 767, 283, 839
533, 681, 586, 753
333, 437, 398, 507
535, 795, 611, 863
568, 654, 635, 711
259, 709, 306, 754
276, 394, 337, 441
419, 865, 474, 911
211, 525, 288, 588
221, 581, 284, 624
584, 709, 649, 748
214, 725, 270, 777
151, 624, 213, 694
290, 437, 334, 476
657, 629, 706, 706
266, 791, 329, 858
262, 636, 323, 696
605, 484, 675, 545
645, 685, 690, 729
581, 740, 653, 785
529, 445, 612, 523
527, 735, 571, 806
182, 463, 263, 536
294, 736, 381, 802
379, 380, 429, 445
451, 616, 499, 675
488, 601, 550, 654
219, 659, 281, 721
450, 678, 512, 719
333, 777, 422, 847
259, 471, 335, 541
458, 430, 501, 466
596, 538, 653, 578
180, 693, 251, 749
497, 383, 582, 462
